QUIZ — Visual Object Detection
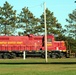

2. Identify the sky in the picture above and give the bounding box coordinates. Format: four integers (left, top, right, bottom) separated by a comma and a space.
0, 0, 76, 27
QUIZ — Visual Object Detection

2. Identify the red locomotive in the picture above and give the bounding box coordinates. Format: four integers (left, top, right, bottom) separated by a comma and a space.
0, 34, 67, 58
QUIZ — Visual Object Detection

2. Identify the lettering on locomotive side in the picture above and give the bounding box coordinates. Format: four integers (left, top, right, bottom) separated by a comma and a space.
8, 42, 16, 44
0, 42, 23, 45
16, 42, 23, 44
0, 42, 7, 44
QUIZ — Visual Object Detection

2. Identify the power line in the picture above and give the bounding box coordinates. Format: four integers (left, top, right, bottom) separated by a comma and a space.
28, 3, 43, 8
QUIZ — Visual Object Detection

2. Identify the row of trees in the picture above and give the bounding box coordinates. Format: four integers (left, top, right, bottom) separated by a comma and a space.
0, 1, 63, 36
0, 1, 76, 52
65, 9, 76, 53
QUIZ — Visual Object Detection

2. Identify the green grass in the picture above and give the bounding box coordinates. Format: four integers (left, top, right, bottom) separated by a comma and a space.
0, 58, 76, 63
0, 58, 76, 75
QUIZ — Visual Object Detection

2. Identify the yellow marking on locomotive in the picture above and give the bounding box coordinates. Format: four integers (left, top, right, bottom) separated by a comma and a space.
29, 51, 32, 52
36, 50, 39, 52
62, 50, 66, 52
17, 42, 23, 44
0, 41, 23, 45
20, 51, 23, 52
9, 50, 12, 52
8, 42, 16, 44
0, 42, 7, 44
47, 43, 52, 46
61, 41, 65, 46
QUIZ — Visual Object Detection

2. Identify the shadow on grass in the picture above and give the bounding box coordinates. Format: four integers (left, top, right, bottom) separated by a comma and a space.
0, 62, 76, 64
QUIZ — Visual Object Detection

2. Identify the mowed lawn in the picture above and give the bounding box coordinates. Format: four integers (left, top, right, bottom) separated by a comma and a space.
0, 58, 76, 75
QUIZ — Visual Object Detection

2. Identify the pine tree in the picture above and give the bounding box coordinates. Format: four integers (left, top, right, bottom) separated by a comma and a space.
65, 9, 76, 39
0, 1, 17, 35
36, 8, 62, 36
65, 9, 76, 53
17, 7, 40, 35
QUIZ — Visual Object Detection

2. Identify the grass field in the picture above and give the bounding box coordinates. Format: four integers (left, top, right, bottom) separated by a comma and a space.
0, 58, 76, 75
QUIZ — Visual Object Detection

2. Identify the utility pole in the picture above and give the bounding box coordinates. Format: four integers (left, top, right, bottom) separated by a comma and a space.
44, 2, 48, 62
23, 51, 26, 60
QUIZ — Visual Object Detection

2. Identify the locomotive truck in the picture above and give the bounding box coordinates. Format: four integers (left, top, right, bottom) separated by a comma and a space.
0, 34, 68, 59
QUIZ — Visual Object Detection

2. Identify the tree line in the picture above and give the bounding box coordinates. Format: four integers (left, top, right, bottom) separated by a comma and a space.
0, 1, 76, 52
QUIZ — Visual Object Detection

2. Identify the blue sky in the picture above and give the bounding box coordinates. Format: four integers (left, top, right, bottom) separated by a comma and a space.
0, 0, 76, 27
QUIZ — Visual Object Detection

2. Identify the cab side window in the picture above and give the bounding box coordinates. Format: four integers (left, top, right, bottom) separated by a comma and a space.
47, 38, 52, 42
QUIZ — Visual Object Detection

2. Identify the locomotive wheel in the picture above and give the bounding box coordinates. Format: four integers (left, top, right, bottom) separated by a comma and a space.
60, 53, 66, 58
51, 54, 56, 58
41, 54, 45, 58
47, 53, 50, 58
3, 53, 8, 59
2, 53, 16, 59
10, 53, 16, 58
0, 53, 3, 59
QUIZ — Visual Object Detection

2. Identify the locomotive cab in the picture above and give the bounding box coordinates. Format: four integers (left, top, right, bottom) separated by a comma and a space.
41, 35, 67, 58
42, 35, 54, 46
